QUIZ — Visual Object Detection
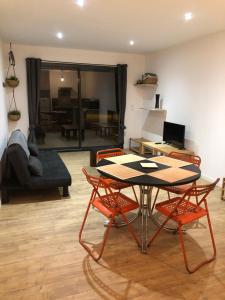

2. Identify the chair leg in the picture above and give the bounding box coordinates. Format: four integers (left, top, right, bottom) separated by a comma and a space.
178, 215, 216, 273
148, 216, 170, 247
79, 203, 114, 261
151, 188, 159, 213
120, 213, 140, 247
131, 186, 139, 203
167, 191, 171, 200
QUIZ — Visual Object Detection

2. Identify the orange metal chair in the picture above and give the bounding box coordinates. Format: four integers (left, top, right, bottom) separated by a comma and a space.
96, 148, 138, 203
151, 152, 201, 212
148, 178, 219, 273
79, 168, 140, 261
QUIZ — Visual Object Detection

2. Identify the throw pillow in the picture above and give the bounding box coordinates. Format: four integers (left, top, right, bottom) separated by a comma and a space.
28, 155, 43, 176
28, 143, 39, 156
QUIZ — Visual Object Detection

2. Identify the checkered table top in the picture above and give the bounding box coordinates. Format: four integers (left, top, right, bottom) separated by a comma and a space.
97, 154, 201, 187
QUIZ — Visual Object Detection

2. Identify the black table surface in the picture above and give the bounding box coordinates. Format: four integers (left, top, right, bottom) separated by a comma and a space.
97, 155, 201, 187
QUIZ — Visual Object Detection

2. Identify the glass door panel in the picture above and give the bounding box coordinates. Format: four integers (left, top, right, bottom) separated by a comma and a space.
79, 70, 119, 147
38, 69, 79, 149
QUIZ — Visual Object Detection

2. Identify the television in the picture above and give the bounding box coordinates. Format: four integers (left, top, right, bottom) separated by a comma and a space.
163, 121, 185, 149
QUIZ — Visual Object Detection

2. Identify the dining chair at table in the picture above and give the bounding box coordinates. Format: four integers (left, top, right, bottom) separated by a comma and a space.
79, 168, 140, 261
96, 148, 138, 203
148, 178, 219, 273
151, 152, 201, 212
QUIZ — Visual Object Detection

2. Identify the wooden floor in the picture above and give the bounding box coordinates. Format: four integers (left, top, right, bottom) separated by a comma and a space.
1, 151, 225, 300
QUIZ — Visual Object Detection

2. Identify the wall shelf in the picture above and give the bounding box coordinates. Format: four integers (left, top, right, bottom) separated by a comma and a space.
136, 108, 166, 112
134, 83, 157, 88
150, 109, 166, 112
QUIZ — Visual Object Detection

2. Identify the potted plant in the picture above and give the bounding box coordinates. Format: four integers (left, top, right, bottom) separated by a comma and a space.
5, 75, 19, 88
8, 110, 21, 121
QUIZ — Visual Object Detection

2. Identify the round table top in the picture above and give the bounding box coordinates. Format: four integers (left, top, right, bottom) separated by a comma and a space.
97, 154, 201, 187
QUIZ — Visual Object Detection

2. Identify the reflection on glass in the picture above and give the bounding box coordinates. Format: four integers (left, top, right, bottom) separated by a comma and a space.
38, 68, 119, 149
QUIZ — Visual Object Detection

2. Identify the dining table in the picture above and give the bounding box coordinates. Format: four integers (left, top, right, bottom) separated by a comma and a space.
97, 153, 201, 253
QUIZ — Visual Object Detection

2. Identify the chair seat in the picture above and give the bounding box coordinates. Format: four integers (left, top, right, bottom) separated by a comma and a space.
156, 197, 207, 225
160, 183, 192, 194
104, 178, 132, 190
93, 192, 139, 218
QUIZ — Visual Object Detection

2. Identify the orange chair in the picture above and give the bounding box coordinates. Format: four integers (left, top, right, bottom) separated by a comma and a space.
148, 179, 219, 273
151, 152, 201, 212
96, 148, 138, 203
79, 168, 140, 261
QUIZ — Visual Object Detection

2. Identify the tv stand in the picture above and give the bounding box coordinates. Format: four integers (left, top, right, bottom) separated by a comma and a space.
141, 142, 194, 156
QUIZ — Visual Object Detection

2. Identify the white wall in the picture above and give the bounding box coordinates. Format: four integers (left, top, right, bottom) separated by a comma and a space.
3, 43, 146, 147
0, 37, 8, 159
146, 31, 225, 182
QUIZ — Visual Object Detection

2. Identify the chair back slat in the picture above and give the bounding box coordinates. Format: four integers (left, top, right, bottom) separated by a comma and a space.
82, 168, 118, 208
96, 148, 125, 163
168, 151, 201, 167
183, 178, 220, 208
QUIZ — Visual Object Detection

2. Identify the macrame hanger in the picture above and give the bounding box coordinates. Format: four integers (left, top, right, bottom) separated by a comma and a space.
6, 42, 16, 78
8, 89, 18, 112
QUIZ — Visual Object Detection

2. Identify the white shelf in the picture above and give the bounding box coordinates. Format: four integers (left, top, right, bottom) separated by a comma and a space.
150, 109, 166, 112
135, 83, 157, 87
136, 108, 166, 112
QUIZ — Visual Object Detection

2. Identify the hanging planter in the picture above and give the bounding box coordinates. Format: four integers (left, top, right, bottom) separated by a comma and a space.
5, 76, 19, 87
8, 110, 21, 121
8, 89, 21, 121
5, 42, 20, 88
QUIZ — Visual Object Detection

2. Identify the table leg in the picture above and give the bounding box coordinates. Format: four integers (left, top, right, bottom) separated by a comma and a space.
139, 185, 153, 253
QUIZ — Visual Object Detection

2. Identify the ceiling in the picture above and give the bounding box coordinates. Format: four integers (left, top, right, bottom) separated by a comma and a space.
0, 0, 225, 53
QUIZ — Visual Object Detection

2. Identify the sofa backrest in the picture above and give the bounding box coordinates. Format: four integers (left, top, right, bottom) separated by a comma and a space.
1, 130, 32, 187
7, 144, 31, 186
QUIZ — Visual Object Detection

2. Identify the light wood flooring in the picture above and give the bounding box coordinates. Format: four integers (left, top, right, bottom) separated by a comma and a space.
0, 151, 225, 300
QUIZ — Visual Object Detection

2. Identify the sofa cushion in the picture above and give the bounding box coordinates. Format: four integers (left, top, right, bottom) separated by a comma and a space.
8, 130, 30, 159
29, 150, 71, 189
7, 144, 31, 186
28, 155, 43, 176
28, 143, 39, 156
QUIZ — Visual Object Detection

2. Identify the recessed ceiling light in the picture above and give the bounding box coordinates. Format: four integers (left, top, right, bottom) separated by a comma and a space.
184, 12, 193, 21
129, 40, 134, 46
75, 0, 84, 7
56, 32, 63, 39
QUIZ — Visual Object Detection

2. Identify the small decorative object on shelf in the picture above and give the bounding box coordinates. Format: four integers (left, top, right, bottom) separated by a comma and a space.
155, 94, 160, 109
136, 72, 158, 85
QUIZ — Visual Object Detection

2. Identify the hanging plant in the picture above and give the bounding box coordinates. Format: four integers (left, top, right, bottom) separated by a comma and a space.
8, 110, 21, 121
6, 75, 19, 88
5, 42, 20, 88
8, 89, 21, 121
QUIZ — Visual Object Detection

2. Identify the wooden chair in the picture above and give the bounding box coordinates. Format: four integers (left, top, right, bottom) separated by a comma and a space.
79, 168, 140, 261
148, 179, 219, 273
96, 148, 138, 203
151, 152, 201, 212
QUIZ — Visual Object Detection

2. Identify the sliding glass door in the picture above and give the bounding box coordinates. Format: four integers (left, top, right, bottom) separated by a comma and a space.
36, 61, 123, 150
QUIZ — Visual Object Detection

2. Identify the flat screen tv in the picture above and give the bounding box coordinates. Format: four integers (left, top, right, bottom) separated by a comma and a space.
163, 121, 185, 149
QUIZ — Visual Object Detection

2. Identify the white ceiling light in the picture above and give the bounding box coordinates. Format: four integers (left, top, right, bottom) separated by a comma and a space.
129, 40, 134, 46
75, 0, 84, 7
56, 32, 63, 39
60, 70, 65, 82
184, 12, 193, 21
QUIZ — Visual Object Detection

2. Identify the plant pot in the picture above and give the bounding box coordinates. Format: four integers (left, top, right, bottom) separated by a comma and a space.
6, 79, 19, 88
8, 112, 21, 121
142, 77, 158, 84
